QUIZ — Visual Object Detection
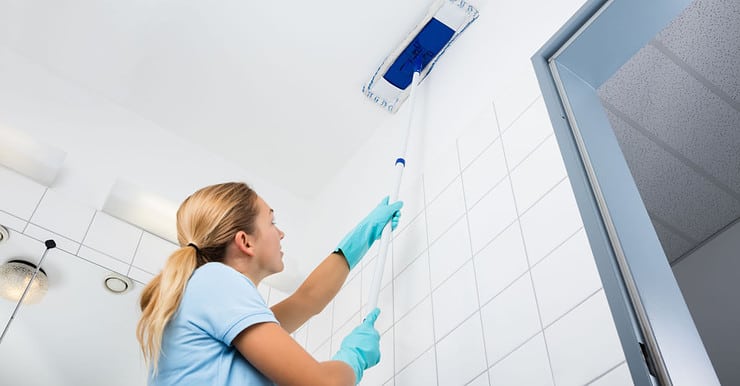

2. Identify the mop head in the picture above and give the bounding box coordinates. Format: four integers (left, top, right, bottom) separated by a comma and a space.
362, 0, 479, 113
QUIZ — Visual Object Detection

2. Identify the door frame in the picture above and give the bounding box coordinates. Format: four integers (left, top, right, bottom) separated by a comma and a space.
531, 0, 719, 384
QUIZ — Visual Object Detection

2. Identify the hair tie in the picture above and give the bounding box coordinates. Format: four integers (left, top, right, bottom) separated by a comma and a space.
187, 243, 200, 254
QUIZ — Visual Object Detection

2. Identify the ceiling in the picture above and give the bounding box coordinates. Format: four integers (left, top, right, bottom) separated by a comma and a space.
0, 0, 447, 199
597, 0, 740, 265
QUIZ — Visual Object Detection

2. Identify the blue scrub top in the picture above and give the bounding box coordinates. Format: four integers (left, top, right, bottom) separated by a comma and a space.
150, 262, 278, 385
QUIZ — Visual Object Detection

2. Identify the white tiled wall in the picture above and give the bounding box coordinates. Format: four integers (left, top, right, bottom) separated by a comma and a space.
296, 95, 629, 385
0, 165, 178, 286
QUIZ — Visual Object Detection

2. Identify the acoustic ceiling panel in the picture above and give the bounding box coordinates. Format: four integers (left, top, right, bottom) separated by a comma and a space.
650, 217, 696, 263
601, 107, 740, 255
599, 44, 740, 196
655, 0, 740, 103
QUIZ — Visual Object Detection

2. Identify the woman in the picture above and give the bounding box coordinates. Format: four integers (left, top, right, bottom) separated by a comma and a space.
136, 182, 402, 385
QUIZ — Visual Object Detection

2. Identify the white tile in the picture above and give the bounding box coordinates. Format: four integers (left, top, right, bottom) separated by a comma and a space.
393, 251, 430, 321
437, 315, 488, 386
257, 285, 271, 304
360, 330, 394, 386
467, 371, 490, 386
334, 275, 362, 331
131, 232, 177, 274
0, 210, 27, 233
429, 216, 471, 288
501, 98, 555, 168
509, 135, 567, 213
83, 212, 143, 264
30, 189, 95, 242
77, 245, 128, 276
423, 143, 460, 204
474, 222, 529, 305
426, 176, 466, 243
362, 254, 394, 305
395, 347, 437, 386
467, 179, 518, 255
332, 310, 360, 353
432, 261, 479, 340
489, 334, 554, 386
312, 339, 332, 362
481, 273, 541, 364
532, 230, 602, 326
395, 297, 435, 371
267, 287, 290, 307
23, 223, 80, 255
0, 166, 46, 220
462, 139, 508, 208
545, 290, 625, 386
0, 228, 47, 264
589, 362, 633, 386
392, 213, 427, 275
520, 179, 584, 265
293, 324, 308, 349
397, 175, 425, 233
306, 303, 333, 352
367, 283, 394, 335
458, 105, 499, 169
128, 266, 155, 285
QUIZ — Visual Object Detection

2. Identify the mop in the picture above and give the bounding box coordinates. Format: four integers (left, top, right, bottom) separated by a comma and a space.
364, 0, 478, 311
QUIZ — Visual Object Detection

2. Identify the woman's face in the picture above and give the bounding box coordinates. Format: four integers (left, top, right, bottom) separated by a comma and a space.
252, 196, 285, 275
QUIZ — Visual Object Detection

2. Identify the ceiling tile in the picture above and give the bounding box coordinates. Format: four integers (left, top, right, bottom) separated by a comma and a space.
602, 108, 740, 243
655, 0, 740, 103
598, 44, 740, 196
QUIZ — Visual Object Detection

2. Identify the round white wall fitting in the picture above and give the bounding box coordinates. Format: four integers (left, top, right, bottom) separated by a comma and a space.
0, 225, 9, 244
103, 273, 133, 294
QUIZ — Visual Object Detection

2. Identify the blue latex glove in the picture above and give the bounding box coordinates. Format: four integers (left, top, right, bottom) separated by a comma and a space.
335, 197, 403, 270
332, 308, 381, 384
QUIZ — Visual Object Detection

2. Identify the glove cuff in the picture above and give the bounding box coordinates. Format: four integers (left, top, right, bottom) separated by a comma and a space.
332, 348, 365, 384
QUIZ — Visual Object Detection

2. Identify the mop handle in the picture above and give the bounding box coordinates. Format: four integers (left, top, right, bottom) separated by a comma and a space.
367, 70, 421, 311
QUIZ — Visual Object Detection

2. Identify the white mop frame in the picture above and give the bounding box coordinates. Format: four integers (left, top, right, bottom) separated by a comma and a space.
361, 0, 479, 114
364, 0, 479, 312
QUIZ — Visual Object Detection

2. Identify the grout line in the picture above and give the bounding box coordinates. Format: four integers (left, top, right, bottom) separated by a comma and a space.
456, 130, 490, 382
495, 98, 558, 386
78, 210, 99, 256
487, 330, 542, 369
528, 226, 585, 271
507, 132, 556, 173
420, 174, 441, 386
127, 231, 145, 276
542, 287, 603, 331
585, 359, 627, 385
465, 368, 489, 386
500, 95, 544, 134
23, 188, 48, 233
518, 176, 569, 218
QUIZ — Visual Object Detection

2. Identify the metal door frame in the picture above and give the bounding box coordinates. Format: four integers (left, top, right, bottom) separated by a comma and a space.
531, 0, 719, 384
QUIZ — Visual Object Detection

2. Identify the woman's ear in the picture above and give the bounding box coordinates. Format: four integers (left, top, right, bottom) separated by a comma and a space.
234, 230, 256, 257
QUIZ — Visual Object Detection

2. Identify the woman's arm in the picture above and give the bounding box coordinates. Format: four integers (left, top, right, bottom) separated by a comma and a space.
233, 321, 355, 386
271, 252, 349, 333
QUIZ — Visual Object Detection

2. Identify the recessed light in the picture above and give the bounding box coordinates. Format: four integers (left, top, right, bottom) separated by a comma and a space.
103, 274, 133, 294
0, 225, 8, 244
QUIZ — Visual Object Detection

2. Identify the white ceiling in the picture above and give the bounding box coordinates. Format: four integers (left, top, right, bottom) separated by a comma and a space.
597, 0, 740, 264
0, 0, 444, 199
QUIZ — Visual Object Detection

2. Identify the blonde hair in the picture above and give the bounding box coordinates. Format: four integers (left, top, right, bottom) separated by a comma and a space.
136, 182, 260, 372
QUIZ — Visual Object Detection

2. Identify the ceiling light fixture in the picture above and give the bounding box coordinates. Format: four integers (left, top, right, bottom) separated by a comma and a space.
0, 260, 49, 304
102, 179, 178, 243
0, 239, 56, 344
0, 125, 66, 186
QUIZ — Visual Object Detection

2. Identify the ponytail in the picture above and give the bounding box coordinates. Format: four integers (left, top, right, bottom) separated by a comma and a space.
136, 247, 198, 373
135, 182, 260, 374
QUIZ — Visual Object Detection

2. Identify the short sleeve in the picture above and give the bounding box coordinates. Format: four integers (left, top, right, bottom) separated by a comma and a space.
183, 263, 278, 345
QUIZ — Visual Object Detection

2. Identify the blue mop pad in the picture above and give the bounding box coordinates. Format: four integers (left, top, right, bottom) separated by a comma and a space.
362, 0, 479, 113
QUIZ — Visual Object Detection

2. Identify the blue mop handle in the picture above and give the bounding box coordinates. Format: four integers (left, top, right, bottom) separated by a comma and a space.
367, 69, 420, 311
